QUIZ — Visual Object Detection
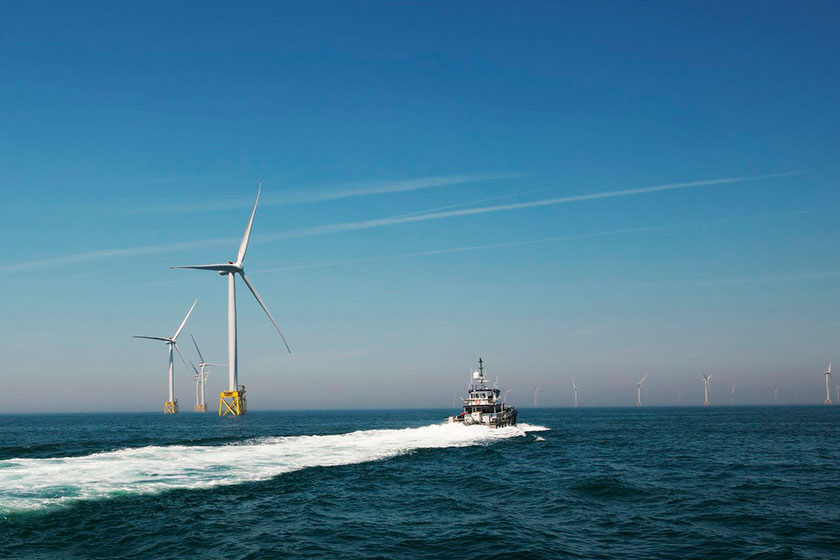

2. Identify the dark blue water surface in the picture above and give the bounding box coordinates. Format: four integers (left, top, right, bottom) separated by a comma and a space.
1, 407, 838, 559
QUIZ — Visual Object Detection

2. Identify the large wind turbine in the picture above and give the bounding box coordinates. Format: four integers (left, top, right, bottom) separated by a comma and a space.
823, 362, 832, 405
572, 379, 579, 408
636, 374, 648, 407
730, 384, 736, 405
133, 300, 197, 414
533, 386, 540, 408
773, 387, 780, 405
702, 373, 712, 406
172, 181, 289, 416
190, 334, 225, 413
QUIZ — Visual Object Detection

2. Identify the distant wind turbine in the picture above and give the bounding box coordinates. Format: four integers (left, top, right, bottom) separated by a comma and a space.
773, 387, 780, 405
190, 334, 225, 413
172, 181, 290, 416
572, 379, 580, 408
702, 373, 712, 406
677, 391, 683, 405
133, 299, 197, 414
533, 386, 540, 408
636, 374, 648, 407
835, 385, 839, 404
823, 361, 832, 405
730, 384, 736, 406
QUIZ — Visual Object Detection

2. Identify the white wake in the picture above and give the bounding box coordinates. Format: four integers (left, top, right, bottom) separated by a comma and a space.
0, 422, 547, 513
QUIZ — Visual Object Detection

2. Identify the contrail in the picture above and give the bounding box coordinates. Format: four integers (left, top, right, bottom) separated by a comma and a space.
132, 173, 520, 213
386, 186, 552, 219
253, 208, 817, 274
1, 170, 804, 273
1, 238, 237, 273
252, 224, 682, 274
257, 170, 805, 242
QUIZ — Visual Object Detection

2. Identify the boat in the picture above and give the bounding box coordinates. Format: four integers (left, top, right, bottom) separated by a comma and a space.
447, 357, 517, 428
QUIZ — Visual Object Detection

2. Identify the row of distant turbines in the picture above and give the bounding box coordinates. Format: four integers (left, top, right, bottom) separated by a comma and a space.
134, 182, 289, 415
539, 362, 838, 407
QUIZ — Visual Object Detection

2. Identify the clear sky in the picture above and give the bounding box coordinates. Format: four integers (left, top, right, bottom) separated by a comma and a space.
1, 1, 839, 412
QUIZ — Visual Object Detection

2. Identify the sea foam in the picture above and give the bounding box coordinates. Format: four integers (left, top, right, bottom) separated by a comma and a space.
0, 422, 547, 513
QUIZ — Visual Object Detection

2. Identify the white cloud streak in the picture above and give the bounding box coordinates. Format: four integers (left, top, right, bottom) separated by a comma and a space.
139, 173, 520, 213
257, 170, 805, 243
253, 208, 818, 275
1, 170, 804, 274
253, 225, 681, 274
1, 238, 236, 273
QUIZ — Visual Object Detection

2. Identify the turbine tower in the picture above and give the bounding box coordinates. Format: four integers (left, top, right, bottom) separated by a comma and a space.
730, 384, 735, 405
172, 181, 290, 416
702, 373, 712, 406
572, 379, 579, 408
133, 300, 197, 414
823, 361, 832, 405
773, 387, 779, 405
190, 334, 225, 413
533, 386, 540, 408
636, 374, 648, 407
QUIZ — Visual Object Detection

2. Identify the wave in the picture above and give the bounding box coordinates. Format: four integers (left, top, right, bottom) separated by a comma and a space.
0, 422, 547, 514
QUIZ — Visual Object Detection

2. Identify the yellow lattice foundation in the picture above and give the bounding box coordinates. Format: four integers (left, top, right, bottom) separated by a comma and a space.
219, 389, 247, 416
164, 401, 179, 414
194, 404, 207, 412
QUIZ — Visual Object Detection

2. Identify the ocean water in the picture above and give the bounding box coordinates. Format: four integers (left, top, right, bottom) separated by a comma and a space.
0, 407, 838, 559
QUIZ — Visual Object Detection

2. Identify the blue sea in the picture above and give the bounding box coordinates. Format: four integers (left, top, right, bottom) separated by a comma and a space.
1, 407, 838, 559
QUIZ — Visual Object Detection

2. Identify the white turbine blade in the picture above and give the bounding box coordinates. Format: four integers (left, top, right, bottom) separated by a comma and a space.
174, 343, 198, 374
639, 373, 648, 385
240, 272, 291, 353
171, 263, 239, 272
190, 334, 205, 364
133, 335, 170, 342
205, 363, 227, 367
236, 180, 261, 266
172, 299, 198, 341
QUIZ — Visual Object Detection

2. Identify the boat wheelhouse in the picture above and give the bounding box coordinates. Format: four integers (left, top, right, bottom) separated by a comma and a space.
448, 357, 517, 428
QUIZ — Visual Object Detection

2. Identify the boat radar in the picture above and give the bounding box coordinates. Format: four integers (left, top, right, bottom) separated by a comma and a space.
447, 357, 517, 428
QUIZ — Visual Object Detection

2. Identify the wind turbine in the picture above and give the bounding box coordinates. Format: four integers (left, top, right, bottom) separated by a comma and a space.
636, 374, 648, 407
533, 386, 540, 408
773, 386, 780, 405
677, 391, 683, 405
730, 384, 736, 405
190, 334, 225, 413
823, 361, 832, 405
835, 385, 839, 404
702, 373, 712, 406
133, 300, 197, 414
172, 181, 290, 416
173, 349, 201, 412
572, 379, 579, 408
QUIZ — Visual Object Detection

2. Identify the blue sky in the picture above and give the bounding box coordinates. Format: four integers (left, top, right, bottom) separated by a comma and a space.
1, 2, 839, 411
